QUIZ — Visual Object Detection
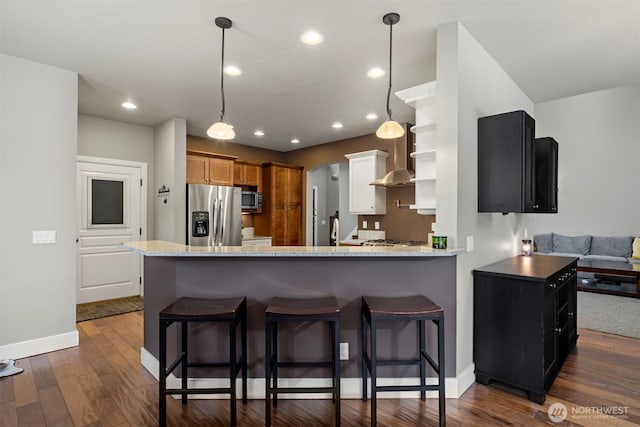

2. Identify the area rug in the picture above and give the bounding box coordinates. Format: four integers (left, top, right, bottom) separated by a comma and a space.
577, 291, 640, 338
76, 296, 143, 322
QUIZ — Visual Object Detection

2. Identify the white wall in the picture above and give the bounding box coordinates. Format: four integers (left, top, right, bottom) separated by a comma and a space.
435, 23, 534, 387
526, 86, 640, 236
338, 162, 356, 240
78, 115, 155, 239
154, 118, 186, 243
0, 54, 78, 356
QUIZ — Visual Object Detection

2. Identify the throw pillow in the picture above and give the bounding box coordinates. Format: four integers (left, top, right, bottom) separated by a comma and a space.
533, 233, 554, 253
633, 237, 640, 259
553, 234, 591, 255
590, 236, 634, 258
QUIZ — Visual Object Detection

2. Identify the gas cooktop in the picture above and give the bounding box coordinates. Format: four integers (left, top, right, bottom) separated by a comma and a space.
362, 239, 429, 247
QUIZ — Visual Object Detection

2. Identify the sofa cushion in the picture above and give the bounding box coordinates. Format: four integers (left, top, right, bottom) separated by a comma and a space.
534, 233, 554, 253
553, 234, 591, 255
547, 252, 583, 259
633, 237, 640, 259
583, 254, 628, 263
590, 236, 633, 258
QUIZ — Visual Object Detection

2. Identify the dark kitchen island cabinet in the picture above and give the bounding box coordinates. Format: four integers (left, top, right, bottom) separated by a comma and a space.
473, 254, 578, 404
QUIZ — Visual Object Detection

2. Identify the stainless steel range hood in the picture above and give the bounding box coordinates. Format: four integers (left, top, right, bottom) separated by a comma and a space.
371, 124, 415, 187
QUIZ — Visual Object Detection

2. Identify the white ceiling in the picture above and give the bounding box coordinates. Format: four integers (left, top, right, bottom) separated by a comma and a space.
2, 1, 638, 152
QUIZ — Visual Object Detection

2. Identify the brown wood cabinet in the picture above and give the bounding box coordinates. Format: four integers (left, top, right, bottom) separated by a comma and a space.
233, 160, 262, 191
186, 151, 237, 186
254, 162, 303, 246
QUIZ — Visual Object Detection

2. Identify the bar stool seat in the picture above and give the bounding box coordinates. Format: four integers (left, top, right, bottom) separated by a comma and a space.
265, 296, 341, 426
362, 295, 445, 427
159, 296, 247, 427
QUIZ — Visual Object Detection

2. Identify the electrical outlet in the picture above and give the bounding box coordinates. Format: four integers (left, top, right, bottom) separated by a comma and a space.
374, 221, 380, 230
362, 220, 368, 229
340, 342, 349, 360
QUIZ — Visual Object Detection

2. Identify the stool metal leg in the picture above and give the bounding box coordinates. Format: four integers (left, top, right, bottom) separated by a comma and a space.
181, 321, 188, 405
361, 308, 368, 402
419, 319, 426, 401
265, 318, 272, 427
437, 317, 446, 426
242, 306, 248, 403
229, 318, 237, 427
272, 321, 278, 407
159, 319, 167, 427
333, 318, 341, 426
370, 318, 377, 427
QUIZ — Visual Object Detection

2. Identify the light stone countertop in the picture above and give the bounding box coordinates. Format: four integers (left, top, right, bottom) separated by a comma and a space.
121, 240, 464, 257
241, 235, 272, 241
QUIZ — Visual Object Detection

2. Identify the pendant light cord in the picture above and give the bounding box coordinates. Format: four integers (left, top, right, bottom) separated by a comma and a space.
386, 22, 393, 120
220, 26, 226, 122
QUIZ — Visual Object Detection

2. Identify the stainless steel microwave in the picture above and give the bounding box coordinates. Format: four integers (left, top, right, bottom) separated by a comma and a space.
241, 191, 262, 211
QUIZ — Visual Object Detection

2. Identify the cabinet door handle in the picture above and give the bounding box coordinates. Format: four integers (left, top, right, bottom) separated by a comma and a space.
533, 204, 539, 209
548, 283, 556, 288
568, 312, 574, 317
555, 328, 562, 333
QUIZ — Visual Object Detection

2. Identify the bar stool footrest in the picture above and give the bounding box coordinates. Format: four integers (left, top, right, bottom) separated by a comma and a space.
271, 386, 337, 394
374, 384, 442, 393
164, 387, 232, 395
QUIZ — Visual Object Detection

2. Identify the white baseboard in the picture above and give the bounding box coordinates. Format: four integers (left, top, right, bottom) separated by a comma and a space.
0, 330, 79, 360
141, 347, 470, 399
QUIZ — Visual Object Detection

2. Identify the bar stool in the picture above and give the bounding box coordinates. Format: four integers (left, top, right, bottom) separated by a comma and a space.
361, 295, 445, 427
159, 296, 247, 427
265, 296, 341, 427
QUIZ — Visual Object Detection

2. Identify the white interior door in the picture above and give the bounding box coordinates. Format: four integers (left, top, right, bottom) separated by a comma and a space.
76, 157, 146, 303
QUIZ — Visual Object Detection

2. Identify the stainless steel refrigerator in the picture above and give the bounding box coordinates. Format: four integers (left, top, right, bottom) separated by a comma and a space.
186, 184, 242, 246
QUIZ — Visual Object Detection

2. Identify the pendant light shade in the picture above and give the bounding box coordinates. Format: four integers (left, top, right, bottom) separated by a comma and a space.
376, 119, 405, 139
207, 17, 235, 140
207, 121, 235, 140
376, 13, 405, 140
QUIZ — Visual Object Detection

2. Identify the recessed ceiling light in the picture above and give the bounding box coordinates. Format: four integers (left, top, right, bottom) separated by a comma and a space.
254, 130, 265, 136
224, 65, 242, 76
367, 67, 385, 78
300, 31, 324, 45
291, 138, 300, 144
121, 101, 137, 110
332, 122, 343, 129
366, 113, 378, 120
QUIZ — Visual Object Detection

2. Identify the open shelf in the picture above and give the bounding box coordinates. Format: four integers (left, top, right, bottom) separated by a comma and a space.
410, 123, 437, 134
410, 150, 436, 159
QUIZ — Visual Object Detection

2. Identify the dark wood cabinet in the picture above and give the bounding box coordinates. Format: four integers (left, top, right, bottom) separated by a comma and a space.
254, 162, 303, 246
478, 111, 559, 214
534, 137, 558, 213
473, 254, 578, 404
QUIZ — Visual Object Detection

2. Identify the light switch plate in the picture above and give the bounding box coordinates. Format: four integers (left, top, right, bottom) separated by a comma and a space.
33, 230, 56, 244
362, 220, 368, 229
374, 221, 380, 230
466, 235, 474, 252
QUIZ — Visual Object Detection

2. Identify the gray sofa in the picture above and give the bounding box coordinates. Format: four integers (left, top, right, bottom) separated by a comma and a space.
534, 233, 639, 286
533, 233, 638, 264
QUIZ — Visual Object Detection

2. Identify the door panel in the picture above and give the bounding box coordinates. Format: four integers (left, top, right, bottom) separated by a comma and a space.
77, 160, 144, 303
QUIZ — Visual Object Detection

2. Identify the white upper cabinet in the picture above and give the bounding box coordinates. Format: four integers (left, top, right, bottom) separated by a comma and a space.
345, 150, 389, 215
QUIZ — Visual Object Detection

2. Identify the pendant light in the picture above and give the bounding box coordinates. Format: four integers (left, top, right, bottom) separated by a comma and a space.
207, 17, 236, 140
376, 13, 405, 140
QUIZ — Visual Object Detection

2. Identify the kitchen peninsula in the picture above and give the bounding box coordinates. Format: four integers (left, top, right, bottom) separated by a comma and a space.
123, 240, 463, 394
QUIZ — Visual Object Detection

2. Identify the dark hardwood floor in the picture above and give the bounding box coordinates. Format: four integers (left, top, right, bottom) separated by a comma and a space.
1, 311, 638, 426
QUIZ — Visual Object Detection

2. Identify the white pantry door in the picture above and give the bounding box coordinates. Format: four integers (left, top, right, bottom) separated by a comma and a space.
76, 157, 147, 303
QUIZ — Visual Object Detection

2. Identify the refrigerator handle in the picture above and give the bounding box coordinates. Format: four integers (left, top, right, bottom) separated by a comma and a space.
212, 198, 219, 246
218, 199, 225, 245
